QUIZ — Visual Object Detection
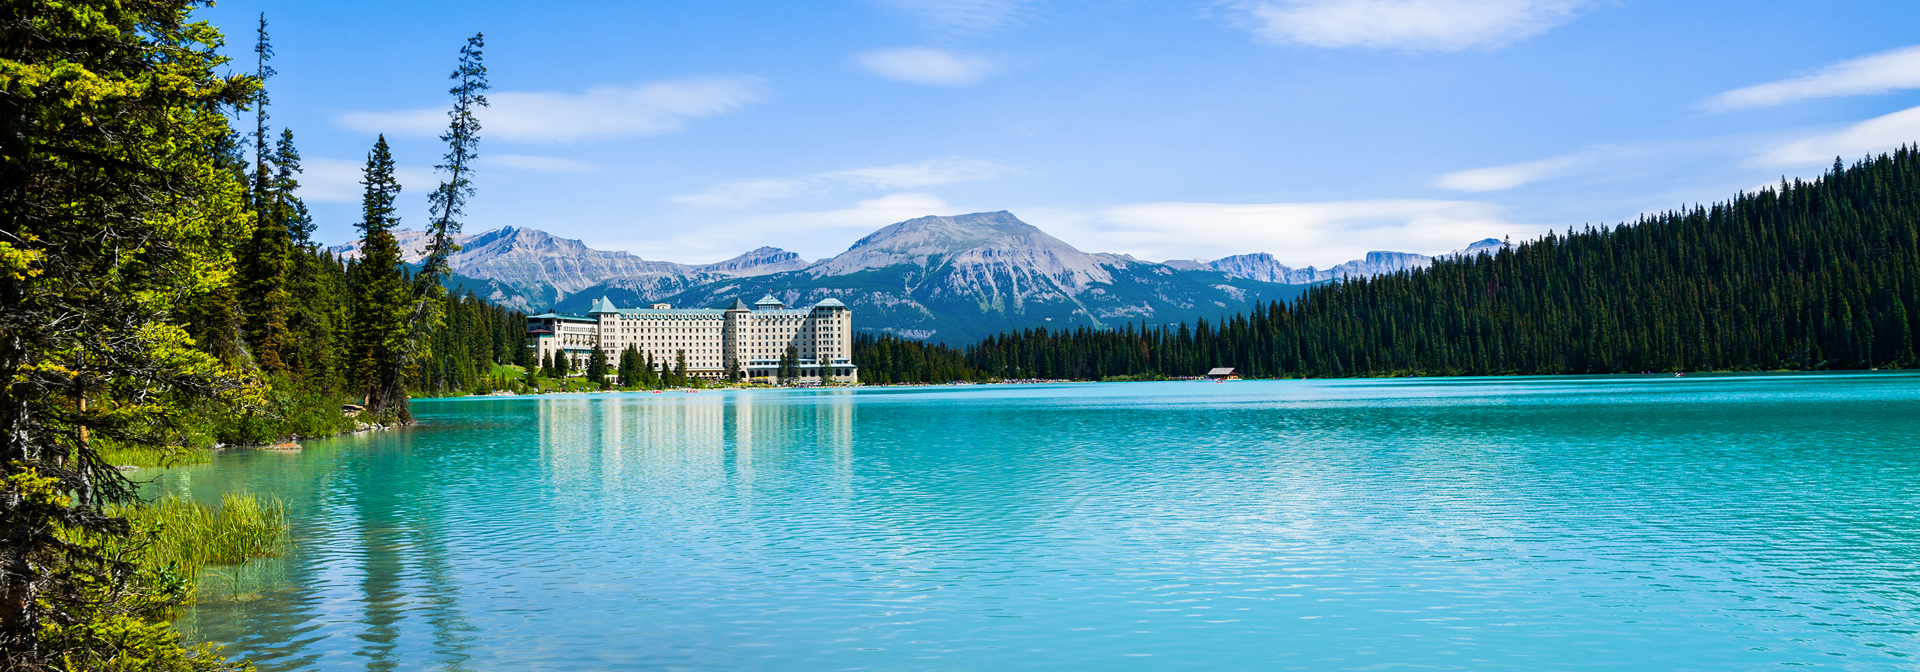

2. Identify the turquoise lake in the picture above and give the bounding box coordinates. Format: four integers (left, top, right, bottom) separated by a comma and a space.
157, 373, 1920, 670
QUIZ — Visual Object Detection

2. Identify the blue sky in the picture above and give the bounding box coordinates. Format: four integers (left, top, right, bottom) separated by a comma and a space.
201, 0, 1920, 267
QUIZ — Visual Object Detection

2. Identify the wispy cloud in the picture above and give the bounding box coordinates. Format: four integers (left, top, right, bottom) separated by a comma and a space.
1025, 199, 1538, 267
1229, 0, 1590, 51
338, 76, 768, 144
482, 154, 596, 173
300, 157, 436, 203
1435, 155, 1586, 191
1759, 104, 1920, 166
670, 178, 813, 207
822, 158, 1010, 188
1706, 45, 1920, 112
673, 158, 1016, 207
855, 48, 1001, 86
873, 0, 1027, 33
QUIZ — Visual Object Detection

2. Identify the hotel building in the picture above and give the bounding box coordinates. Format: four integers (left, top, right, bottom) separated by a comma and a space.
527, 295, 857, 384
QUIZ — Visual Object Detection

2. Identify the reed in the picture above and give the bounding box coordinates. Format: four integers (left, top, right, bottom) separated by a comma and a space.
110, 493, 289, 584
99, 442, 212, 468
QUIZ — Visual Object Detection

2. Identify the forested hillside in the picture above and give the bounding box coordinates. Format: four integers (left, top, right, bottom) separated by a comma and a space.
854, 152, 1920, 382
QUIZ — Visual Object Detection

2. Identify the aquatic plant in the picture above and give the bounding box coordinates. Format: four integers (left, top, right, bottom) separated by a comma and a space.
108, 494, 290, 588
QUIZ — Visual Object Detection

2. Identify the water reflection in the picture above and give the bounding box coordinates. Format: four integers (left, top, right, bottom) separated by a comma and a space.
536, 390, 856, 495
155, 376, 1920, 671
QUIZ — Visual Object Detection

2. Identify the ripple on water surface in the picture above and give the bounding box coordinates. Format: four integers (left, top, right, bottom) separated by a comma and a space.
160, 373, 1920, 670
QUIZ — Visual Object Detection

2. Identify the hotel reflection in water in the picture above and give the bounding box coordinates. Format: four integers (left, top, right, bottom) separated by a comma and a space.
536, 390, 855, 488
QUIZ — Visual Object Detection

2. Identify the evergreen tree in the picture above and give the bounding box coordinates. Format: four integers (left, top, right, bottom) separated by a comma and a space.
274, 132, 337, 383
674, 350, 689, 387
182, 128, 251, 365
587, 346, 609, 387
237, 13, 291, 373
274, 129, 316, 245
779, 345, 799, 384
619, 345, 643, 388
0, 0, 257, 665
407, 33, 490, 381
349, 136, 412, 419
421, 33, 488, 282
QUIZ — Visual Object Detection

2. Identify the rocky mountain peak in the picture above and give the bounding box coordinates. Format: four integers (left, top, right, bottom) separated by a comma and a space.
328, 228, 457, 264
696, 246, 809, 277
1442, 238, 1511, 258
810, 211, 1124, 287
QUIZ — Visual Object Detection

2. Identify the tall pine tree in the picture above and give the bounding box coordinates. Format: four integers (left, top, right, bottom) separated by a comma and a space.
350, 136, 412, 419
240, 13, 290, 373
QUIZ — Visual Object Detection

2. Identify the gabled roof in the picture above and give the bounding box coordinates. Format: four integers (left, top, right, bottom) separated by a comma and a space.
728, 297, 750, 311
814, 298, 846, 308
589, 296, 620, 314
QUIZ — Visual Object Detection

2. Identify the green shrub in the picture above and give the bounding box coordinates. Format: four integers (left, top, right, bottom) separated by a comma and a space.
210, 375, 358, 445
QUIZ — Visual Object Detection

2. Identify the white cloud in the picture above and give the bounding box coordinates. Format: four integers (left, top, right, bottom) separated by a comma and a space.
671, 179, 812, 207
855, 48, 1000, 86
874, 0, 1026, 33
482, 154, 595, 173
1231, 0, 1589, 51
823, 158, 1010, 188
672, 158, 1015, 207
1435, 155, 1584, 191
299, 157, 436, 203
1760, 105, 1920, 166
337, 76, 767, 144
1706, 45, 1920, 112
1024, 199, 1538, 267
1436, 156, 1582, 190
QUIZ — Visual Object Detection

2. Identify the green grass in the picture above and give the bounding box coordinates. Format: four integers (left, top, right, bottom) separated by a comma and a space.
99, 442, 212, 468
110, 493, 289, 592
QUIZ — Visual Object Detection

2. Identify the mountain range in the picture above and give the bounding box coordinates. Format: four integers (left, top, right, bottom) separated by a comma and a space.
329, 211, 1501, 344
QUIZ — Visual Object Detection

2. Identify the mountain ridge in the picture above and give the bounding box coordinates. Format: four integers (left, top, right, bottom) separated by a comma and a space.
331, 211, 1499, 342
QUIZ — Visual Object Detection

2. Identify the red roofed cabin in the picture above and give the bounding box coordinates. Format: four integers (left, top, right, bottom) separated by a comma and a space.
1206, 367, 1239, 381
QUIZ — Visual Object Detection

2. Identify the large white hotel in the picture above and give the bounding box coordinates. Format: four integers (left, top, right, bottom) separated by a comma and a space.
527, 295, 857, 384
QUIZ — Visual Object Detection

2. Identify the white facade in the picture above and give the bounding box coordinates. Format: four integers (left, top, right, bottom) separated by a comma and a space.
528, 295, 857, 384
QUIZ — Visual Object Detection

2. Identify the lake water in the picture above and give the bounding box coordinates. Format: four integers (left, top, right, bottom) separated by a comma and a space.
158, 373, 1920, 671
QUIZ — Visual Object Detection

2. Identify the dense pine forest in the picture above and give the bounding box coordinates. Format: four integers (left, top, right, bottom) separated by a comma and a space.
854, 152, 1920, 382
852, 334, 982, 384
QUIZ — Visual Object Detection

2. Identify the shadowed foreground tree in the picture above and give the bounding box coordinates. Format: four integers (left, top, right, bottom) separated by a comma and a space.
0, 0, 259, 668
